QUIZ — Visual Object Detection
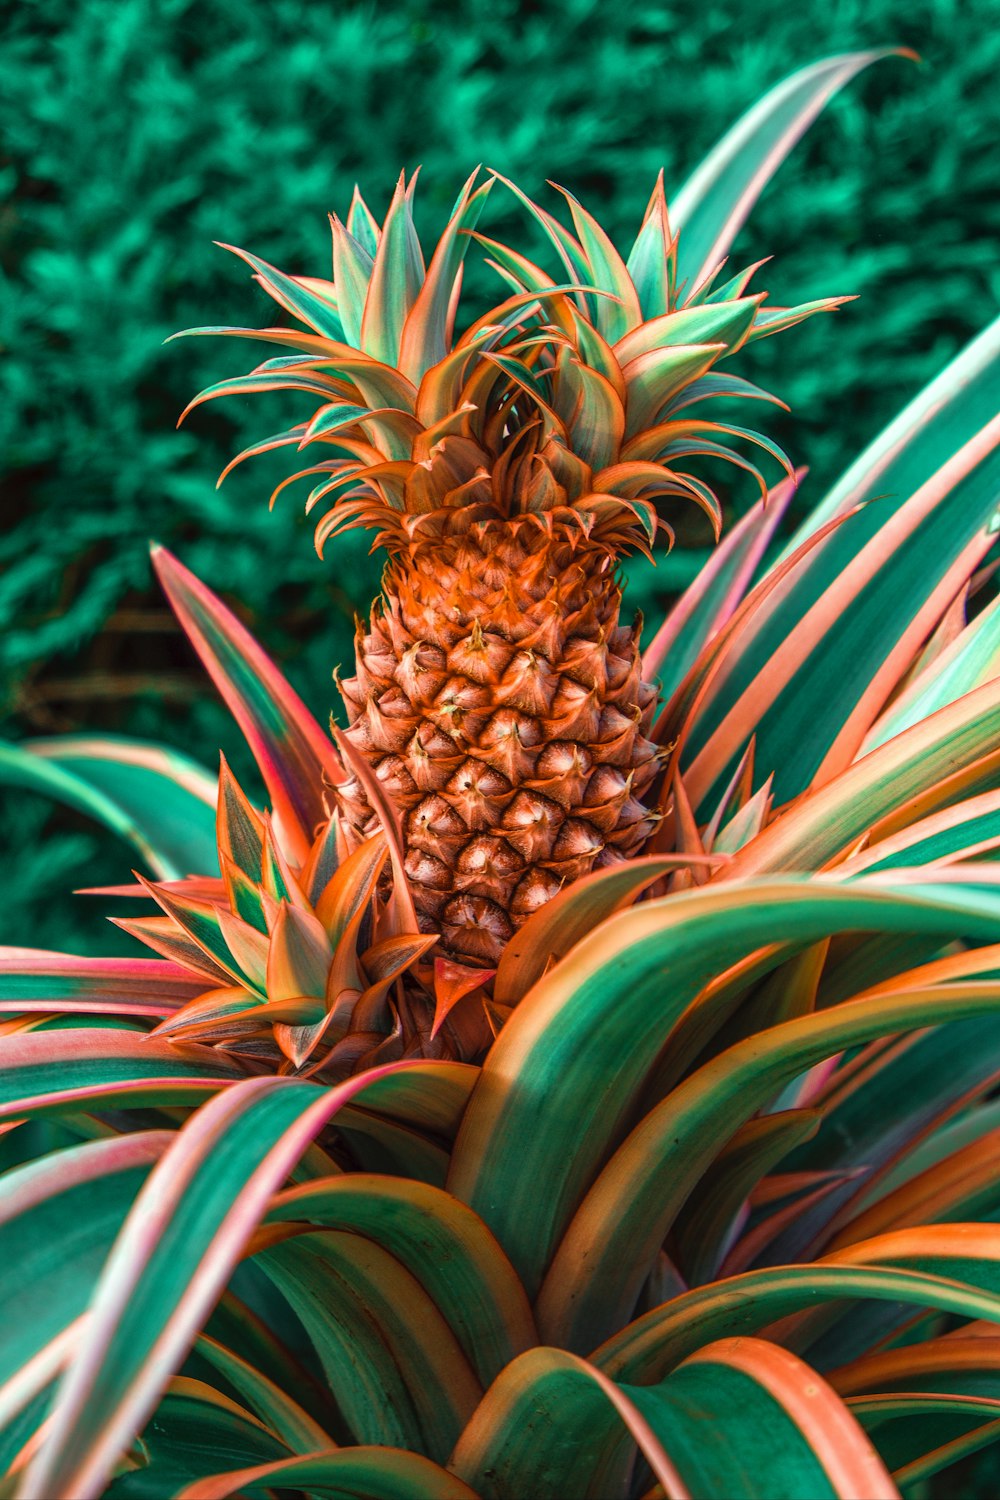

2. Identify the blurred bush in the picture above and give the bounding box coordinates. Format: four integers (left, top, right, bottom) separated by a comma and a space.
1, 0, 998, 954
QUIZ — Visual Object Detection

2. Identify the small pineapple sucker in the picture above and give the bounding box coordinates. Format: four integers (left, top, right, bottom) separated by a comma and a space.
336, 509, 661, 965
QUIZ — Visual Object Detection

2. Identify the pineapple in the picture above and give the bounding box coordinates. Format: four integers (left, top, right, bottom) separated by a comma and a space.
178, 169, 843, 963
10, 53, 1000, 1500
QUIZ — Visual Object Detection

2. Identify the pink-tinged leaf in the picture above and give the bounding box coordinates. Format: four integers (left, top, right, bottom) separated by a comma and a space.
806, 529, 1000, 790
0, 1029, 243, 1122
177, 371, 355, 428
622, 418, 792, 474
258, 817, 310, 911
693, 256, 770, 306
725, 674, 1000, 878
702, 738, 757, 851
152, 546, 343, 865
0, 951, 204, 1018
285, 839, 395, 1070
154, 990, 322, 1045
79, 875, 226, 901
560, 358, 626, 473
21, 1065, 449, 1500
539, 927, 1000, 1352
216, 756, 264, 883
828, 1120, 1000, 1252
652, 503, 857, 765
299, 816, 341, 905
218, 426, 308, 483
781, 312, 1000, 554
314, 833, 387, 947
626, 170, 675, 321
719, 1173, 862, 1277
745, 295, 855, 341
398, 171, 492, 381
491, 172, 593, 309
365, 932, 439, 985
215, 911, 269, 994
669, 767, 709, 892
681, 412, 1000, 808
622, 344, 725, 435
359, 172, 424, 367
329, 212, 374, 348
220, 856, 267, 934
170, 325, 418, 413
213, 243, 345, 340
863, 592, 1000, 753
548, 181, 643, 342
662, 370, 788, 418
111, 914, 234, 986
614, 296, 763, 368
347, 185, 380, 255
133, 874, 250, 988
836, 788, 1000, 879
712, 776, 774, 854
671, 50, 914, 292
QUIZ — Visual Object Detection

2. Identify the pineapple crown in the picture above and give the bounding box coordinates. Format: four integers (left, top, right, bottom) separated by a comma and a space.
174, 169, 848, 559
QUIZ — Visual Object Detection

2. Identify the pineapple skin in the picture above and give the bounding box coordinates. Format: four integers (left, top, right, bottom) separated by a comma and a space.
337, 518, 660, 964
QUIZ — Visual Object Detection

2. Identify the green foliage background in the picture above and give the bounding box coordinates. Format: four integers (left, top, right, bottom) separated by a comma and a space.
1, 0, 998, 968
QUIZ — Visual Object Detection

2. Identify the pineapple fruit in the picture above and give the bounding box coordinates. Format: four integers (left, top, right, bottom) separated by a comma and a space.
178, 169, 841, 964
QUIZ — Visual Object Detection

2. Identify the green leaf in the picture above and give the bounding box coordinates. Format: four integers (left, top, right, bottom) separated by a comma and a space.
631, 1338, 896, 1499
548, 182, 641, 343
398, 172, 492, 381
0, 738, 218, 881
330, 214, 374, 348
254, 1230, 480, 1462
21, 1065, 449, 1499
539, 942, 1000, 1351
494, 855, 691, 1005
0, 1134, 167, 1467
263, 1173, 536, 1386
449, 1346, 684, 1500
193, 1335, 334, 1453
359, 173, 424, 366
0, 1028, 243, 1122
672, 1109, 821, 1285
681, 399, 1000, 807
642, 476, 796, 695
671, 51, 913, 293
597, 1224, 1000, 1385
448, 879, 1000, 1301
152, 546, 343, 866
622, 343, 724, 434
0, 951, 205, 1023
107, 1378, 291, 1499
866, 594, 1000, 751
216, 242, 345, 341
726, 676, 1000, 877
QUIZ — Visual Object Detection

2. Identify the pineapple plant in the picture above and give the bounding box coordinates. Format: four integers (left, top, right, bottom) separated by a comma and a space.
3, 48, 1000, 1500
